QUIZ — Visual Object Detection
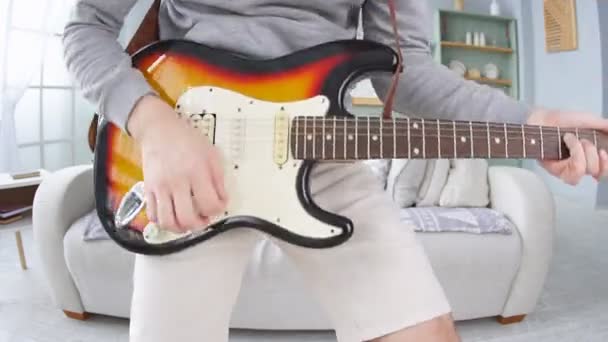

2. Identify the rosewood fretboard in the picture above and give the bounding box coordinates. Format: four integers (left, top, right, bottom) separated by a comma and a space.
290, 116, 608, 161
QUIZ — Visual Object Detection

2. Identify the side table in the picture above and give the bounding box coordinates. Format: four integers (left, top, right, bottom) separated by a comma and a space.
0, 170, 48, 270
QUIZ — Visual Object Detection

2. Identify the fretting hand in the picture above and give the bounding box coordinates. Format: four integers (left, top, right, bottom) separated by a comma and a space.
527, 108, 608, 185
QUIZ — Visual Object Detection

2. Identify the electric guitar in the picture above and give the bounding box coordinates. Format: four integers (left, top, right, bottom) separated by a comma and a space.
95, 39, 607, 255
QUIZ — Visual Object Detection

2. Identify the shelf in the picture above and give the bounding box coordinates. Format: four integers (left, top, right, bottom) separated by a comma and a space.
466, 77, 512, 87
0, 211, 32, 233
352, 97, 383, 107
439, 9, 516, 22
441, 41, 514, 54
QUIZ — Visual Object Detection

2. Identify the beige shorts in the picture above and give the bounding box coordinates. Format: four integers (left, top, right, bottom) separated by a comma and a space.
129, 162, 451, 342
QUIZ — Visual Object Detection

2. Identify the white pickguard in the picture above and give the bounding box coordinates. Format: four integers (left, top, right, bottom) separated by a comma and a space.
135, 86, 344, 244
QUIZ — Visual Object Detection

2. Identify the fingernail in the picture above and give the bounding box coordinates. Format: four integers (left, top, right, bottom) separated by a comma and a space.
601, 150, 608, 160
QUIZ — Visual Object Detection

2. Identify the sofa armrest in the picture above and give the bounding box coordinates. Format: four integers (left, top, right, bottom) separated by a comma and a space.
488, 166, 555, 317
33, 165, 95, 314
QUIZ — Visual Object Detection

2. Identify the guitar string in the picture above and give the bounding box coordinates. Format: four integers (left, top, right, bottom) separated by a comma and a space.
198, 120, 601, 137
209, 125, 597, 137
194, 115, 598, 134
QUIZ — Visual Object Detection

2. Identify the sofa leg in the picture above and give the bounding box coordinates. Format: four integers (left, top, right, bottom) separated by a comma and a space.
497, 314, 526, 325
63, 310, 91, 321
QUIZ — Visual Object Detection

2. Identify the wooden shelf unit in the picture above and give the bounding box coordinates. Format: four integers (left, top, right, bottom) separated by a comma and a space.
434, 10, 520, 99
465, 76, 512, 86
441, 41, 514, 54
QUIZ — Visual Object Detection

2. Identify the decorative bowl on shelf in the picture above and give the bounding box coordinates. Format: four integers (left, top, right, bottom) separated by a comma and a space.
483, 63, 499, 79
466, 68, 481, 79
448, 60, 466, 77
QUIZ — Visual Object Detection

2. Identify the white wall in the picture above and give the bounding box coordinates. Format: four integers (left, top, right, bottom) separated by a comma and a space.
524, 0, 603, 208
596, 2, 608, 208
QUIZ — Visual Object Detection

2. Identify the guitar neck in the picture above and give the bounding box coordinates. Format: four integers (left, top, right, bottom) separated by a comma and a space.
290, 116, 608, 161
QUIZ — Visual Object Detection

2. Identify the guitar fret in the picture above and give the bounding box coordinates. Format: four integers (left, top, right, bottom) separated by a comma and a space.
312, 116, 316, 159
343, 117, 347, 160
521, 125, 527, 158
355, 118, 359, 160
540, 126, 544, 159
422, 118, 426, 158
303, 117, 308, 159
407, 117, 411, 159
453, 121, 457, 158
294, 118, 299, 159
594, 130, 598, 148
486, 122, 491, 158
332, 117, 336, 160
322, 116, 326, 160
380, 119, 384, 159
393, 118, 397, 158
575, 127, 580, 140
437, 120, 441, 158
367, 117, 371, 159
557, 126, 562, 159
504, 123, 509, 159
469, 122, 474, 157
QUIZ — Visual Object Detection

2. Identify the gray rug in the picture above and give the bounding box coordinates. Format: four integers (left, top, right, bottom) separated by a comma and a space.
1, 197, 607, 342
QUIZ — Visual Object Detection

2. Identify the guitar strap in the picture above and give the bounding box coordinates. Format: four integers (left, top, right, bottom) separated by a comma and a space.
382, 0, 403, 119
87, 0, 402, 151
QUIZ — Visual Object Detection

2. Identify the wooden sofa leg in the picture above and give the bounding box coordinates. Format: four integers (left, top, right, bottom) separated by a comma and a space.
63, 310, 91, 321
497, 314, 526, 325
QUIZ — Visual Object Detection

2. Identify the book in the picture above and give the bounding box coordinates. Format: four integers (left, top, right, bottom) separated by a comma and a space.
10, 170, 41, 180
0, 205, 32, 219
0, 214, 23, 225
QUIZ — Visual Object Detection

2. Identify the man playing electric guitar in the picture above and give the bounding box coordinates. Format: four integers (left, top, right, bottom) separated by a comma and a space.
64, 1, 608, 341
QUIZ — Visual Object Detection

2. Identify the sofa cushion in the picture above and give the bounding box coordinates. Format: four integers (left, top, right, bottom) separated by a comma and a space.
79, 209, 108, 241
400, 207, 514, 234
416, 160, 450, 207
64, 219, 134, 318
386, 159, 428, 207
440, 159, 490, 207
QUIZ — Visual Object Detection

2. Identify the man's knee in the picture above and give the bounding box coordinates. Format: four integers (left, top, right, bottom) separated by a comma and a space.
372, 314, 460, 342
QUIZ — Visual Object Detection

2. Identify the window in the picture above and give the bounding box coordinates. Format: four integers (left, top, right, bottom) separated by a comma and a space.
9, 0, 94, 171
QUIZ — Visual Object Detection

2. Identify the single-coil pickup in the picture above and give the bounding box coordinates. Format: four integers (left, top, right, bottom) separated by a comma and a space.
230, 118, 245, 161
274, 109, 290, 167
199, 113, 216, 144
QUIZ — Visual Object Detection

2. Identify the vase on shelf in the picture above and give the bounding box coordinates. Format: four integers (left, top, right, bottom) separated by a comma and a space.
490, 0, 500, 16
454, 0, 464, 11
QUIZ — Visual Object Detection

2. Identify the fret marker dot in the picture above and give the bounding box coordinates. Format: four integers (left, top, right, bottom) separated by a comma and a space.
307, 134, 312, 141
494, 137, 501, 144
348, 134, 354, 140
326, 134, 332, 141
413, 123, 419, 129
531, 139, 536, 145
372, 135, 378, 141
461, 136, 467, 143
414, 148, 420, 155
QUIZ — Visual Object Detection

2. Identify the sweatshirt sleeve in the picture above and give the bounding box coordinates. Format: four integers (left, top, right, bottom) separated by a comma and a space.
63, 0, 156, 132
361, 0, 531, 124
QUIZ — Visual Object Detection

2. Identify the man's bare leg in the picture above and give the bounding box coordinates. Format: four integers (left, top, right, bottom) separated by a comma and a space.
371, 314, 460, 342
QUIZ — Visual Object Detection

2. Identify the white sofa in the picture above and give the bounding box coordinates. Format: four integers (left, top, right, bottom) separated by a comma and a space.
32, 164, 554, 328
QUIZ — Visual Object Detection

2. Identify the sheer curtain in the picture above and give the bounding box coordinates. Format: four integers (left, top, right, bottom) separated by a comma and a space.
0, 0, 59, 173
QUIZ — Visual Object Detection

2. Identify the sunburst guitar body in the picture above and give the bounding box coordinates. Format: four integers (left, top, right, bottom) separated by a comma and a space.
95, 39, 399, 255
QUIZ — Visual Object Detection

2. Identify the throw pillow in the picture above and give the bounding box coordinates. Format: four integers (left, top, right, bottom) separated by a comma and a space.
363, 159, 392, 189
416, 160, 450, 207
386, 159, 428, 208
439, 159, 490, 207
79, 209, 110, 241
399, 207, 513, 234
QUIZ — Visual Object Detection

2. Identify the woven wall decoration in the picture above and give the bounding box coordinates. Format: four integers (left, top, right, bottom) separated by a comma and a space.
544, 0, 578, 52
